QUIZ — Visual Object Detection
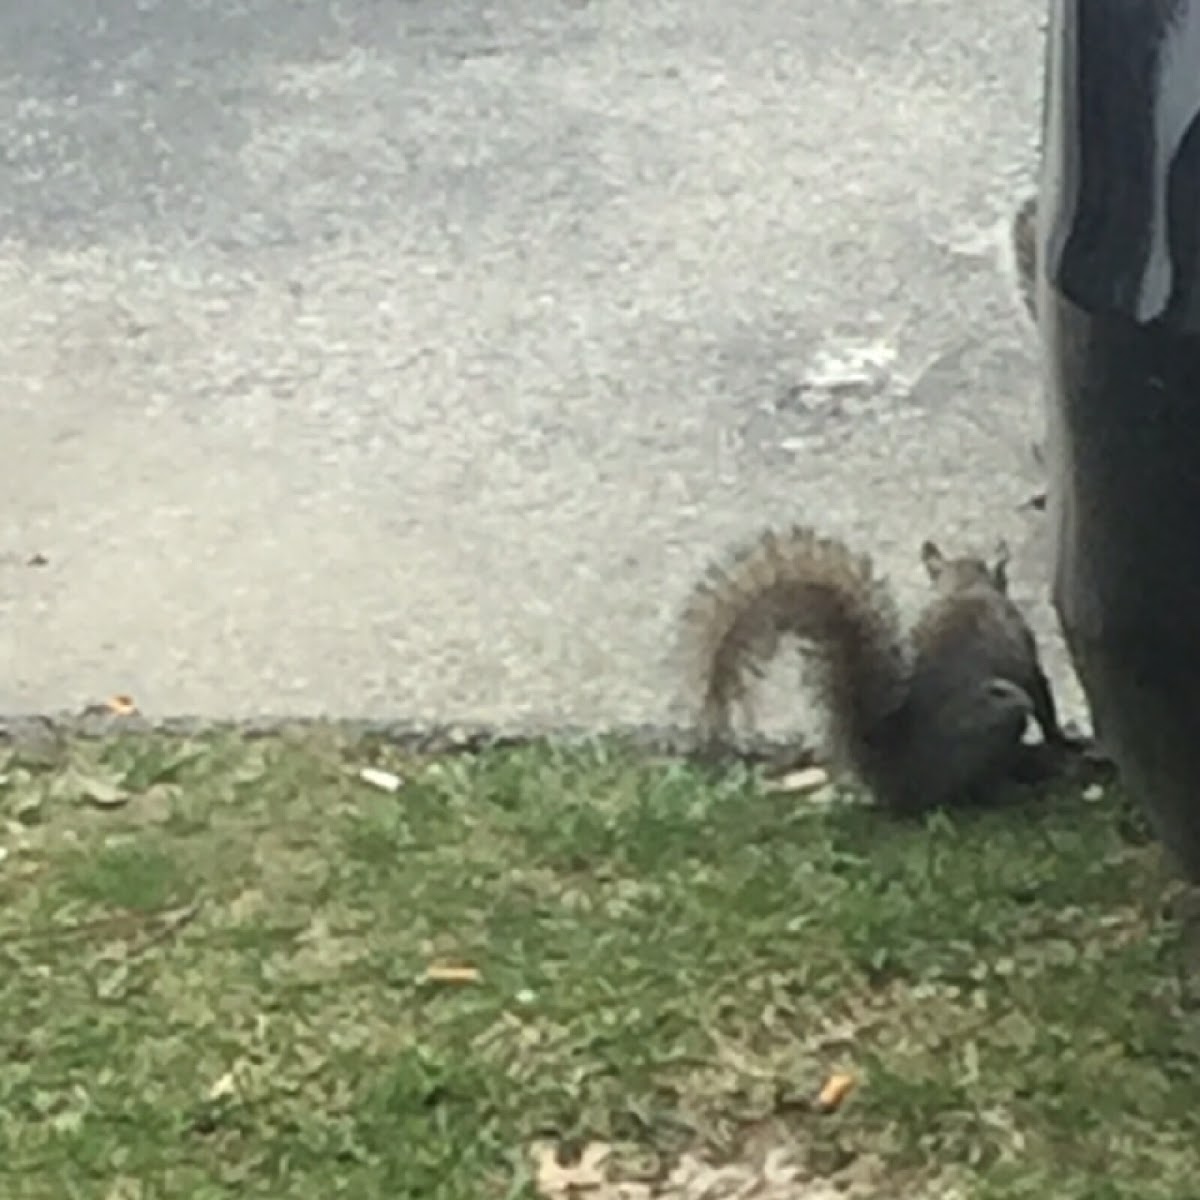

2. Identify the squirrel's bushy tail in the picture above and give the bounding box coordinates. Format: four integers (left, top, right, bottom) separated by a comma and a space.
680, 525, 911, 764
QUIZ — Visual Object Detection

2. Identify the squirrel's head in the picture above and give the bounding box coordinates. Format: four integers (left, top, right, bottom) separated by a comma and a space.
920, 539, 1010, 595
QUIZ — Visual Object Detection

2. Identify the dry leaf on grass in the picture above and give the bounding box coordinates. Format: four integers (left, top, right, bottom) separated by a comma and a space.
50, 766, 130, 811
529, 1142, 865, 1200
77, 694, 140, 721
424, 963, 480, 984
762, 767, 829, 796
531, 1140, 612, 1195
660, 1149, 837, 1199
78, 772, 131, 810
358, 766, 403, 793
206, 1067, 240, 1102
814, 1071, 856, 1113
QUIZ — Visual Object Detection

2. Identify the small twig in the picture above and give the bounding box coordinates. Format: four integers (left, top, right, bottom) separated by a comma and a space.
126, 900, 204, 962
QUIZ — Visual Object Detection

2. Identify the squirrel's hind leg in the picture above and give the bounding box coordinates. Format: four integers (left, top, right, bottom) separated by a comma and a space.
920, 681, 1033, 810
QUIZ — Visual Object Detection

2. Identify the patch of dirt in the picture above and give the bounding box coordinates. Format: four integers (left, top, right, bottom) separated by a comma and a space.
529, 1141, 964, 1199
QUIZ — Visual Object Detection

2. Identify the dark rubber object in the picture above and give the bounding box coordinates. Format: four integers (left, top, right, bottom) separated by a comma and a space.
1038, 0, 1200, 878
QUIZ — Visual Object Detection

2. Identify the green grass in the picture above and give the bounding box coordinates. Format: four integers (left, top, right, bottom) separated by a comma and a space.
0, 728, 1195, 1198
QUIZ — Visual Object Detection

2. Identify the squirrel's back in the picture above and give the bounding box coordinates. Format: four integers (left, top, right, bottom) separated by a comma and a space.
910, 545, 1042, 703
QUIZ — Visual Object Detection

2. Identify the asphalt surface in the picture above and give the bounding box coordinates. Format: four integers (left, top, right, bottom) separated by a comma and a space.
0, 0, 1083, 735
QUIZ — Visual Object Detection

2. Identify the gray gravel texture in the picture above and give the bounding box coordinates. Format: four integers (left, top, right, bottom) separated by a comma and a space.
0, 0, 1077, 739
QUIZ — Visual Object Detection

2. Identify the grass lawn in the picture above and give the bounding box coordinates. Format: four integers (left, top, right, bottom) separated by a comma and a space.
0, 727, 1197, 1199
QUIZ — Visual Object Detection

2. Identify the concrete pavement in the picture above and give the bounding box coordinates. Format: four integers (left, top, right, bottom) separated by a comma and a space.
0, 0, 1083, 735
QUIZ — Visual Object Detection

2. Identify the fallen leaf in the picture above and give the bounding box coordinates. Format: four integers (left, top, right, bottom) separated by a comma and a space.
50, 765, 131, 810
95, 961, 130, 1001
358, 766, 403, 793
78, 773, 131, 809
763, 766, 828, 795
228, 888, 266, 922
815, 1071, 857, 1113
424, 963, 480, 985
531, 1140, 611, 1196
207, 1070, 238, 1101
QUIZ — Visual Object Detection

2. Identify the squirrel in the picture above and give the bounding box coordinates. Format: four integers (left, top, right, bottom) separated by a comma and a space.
679, 525, 1073, 814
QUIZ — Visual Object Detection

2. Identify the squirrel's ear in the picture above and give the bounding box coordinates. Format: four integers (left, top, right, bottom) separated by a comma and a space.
991, 540, 1011, 589
920, 540, 944, 580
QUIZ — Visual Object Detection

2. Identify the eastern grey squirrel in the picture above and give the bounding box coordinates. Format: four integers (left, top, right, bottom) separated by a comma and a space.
679, 526, 1073, 813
